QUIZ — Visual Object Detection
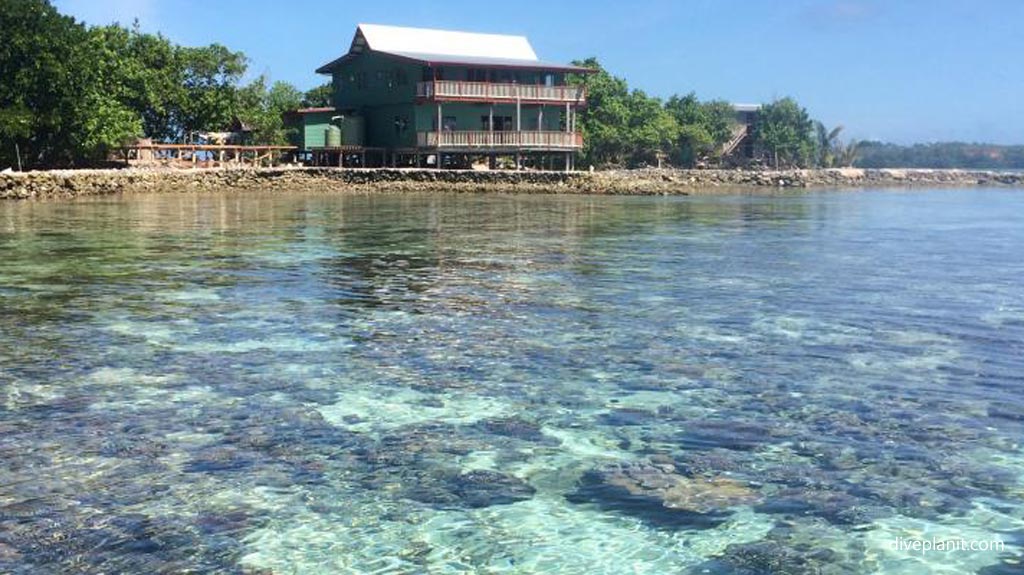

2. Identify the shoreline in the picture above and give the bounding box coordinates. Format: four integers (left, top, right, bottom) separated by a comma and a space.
1, 166, 1023, 200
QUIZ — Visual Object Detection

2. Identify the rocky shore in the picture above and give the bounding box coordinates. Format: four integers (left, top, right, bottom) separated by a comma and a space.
1, 166, 1022, 200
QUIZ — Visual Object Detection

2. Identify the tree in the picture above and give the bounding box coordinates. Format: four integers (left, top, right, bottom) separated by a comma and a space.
834, 139, 861, 167
665, 94, 737, 167
755, 97, 816, 168
303, 83, 334, 108
0, 0, 265, 167
174, 44, 248, 140
0, 0, 92, 167
625, 89, 678, 166
814, 122, 844, 167
237, 79, 304, 145
571, 58, 680, 168
571, 58, 632, 167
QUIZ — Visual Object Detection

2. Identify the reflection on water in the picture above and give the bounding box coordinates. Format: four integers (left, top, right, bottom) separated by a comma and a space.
1, 190, 1023, 574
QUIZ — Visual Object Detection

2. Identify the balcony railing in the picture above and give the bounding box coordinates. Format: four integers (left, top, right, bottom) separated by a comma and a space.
418, 131, 583, 149
416, 81, 586, 103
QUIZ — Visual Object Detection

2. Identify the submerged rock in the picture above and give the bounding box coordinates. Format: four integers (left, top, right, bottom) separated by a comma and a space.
450, 470, 537, 508
476, 416, 546, 441
183, 446, 257, 473
598, 407, 658, 427
678, 419, 783, 452
404, 470, 536, 509
701, 540, 840, 575
566, 462, 760, 529
755, 488, 886, 526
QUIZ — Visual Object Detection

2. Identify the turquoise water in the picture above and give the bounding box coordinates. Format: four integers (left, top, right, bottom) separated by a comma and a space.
1, 190, 1023, 574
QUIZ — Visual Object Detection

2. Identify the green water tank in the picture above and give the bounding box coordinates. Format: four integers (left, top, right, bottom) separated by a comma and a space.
325, 125, 342, 148
342, 116, 365, 147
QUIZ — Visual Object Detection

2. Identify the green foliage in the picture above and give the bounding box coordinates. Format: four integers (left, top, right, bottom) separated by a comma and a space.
626, 89, 678, 166
755, 97, 816, 168
571, 58, 633, 167
0, 0, 309, 168
665, 94, 737, 167
303, 83, 335, 108
1, 0, 90, 166
571, 58, 681, 167
175, 44, 248, 141
238, 80, 304, 145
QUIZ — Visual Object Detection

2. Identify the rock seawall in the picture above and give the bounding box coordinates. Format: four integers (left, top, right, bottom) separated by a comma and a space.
1, 167, 1021, 200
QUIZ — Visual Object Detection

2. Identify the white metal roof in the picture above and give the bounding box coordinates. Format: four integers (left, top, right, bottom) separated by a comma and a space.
732, 104, 762, 113
355, 23, 539, 62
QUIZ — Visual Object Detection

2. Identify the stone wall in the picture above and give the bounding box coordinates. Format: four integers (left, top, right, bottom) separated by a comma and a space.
1, 167, 1022, 200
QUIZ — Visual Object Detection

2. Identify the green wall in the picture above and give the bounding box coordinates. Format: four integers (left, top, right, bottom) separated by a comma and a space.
302, 112, 334, 149
332, 53, 421, 109
414, 102, 565, 133
362, 104, 417, 148
284, 111, 335, 150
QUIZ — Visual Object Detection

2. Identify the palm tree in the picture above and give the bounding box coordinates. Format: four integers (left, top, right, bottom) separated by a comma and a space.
814, 122, 845, 168
835, 139, 861, 167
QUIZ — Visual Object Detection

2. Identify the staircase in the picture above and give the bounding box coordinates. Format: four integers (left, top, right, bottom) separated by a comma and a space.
721, 125, 749, 157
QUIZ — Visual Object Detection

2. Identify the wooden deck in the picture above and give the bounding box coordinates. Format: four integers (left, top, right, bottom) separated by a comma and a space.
126, 143, 297, 167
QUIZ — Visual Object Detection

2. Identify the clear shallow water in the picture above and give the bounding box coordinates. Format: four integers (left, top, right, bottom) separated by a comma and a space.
1, 189, 1023, 574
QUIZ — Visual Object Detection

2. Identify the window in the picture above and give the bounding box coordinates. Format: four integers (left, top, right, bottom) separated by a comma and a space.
469, 68, 488, 82
394, 116, 408, 134
432, 116, 458, 131
490, 116, 514, 131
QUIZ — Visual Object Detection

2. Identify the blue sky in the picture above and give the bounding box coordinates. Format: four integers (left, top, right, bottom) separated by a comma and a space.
55, 0, 1024, 144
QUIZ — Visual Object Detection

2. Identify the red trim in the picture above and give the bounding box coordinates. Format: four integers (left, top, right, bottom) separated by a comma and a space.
415, 97, 585, 105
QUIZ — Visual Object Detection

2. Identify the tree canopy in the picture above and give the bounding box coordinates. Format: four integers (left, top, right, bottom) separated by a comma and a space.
752, 97, 816, 168
0, 0, 306, 168
571, 59, 832, 169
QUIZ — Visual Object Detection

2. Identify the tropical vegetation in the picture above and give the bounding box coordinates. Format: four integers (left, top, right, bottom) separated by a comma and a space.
0, 0, 327, 168
855, 142, 1024, 169
570, 59, 856, 170
11, 0, 992, 172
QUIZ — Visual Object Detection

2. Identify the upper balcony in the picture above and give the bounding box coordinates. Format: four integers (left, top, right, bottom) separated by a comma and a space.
416, 81, 586, 105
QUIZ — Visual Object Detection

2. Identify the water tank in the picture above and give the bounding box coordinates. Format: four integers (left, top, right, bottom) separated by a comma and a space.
324, 125, 342, 148
342, 116, 365, 147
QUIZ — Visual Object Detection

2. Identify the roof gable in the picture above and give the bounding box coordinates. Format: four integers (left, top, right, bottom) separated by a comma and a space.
355, 23, 538, 62
316, 24, 594, 74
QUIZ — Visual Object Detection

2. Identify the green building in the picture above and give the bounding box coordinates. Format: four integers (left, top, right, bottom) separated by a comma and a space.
290, 23, 592, 170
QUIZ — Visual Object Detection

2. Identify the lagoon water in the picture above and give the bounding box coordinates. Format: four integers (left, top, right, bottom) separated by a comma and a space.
1, 189, 1023, 574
